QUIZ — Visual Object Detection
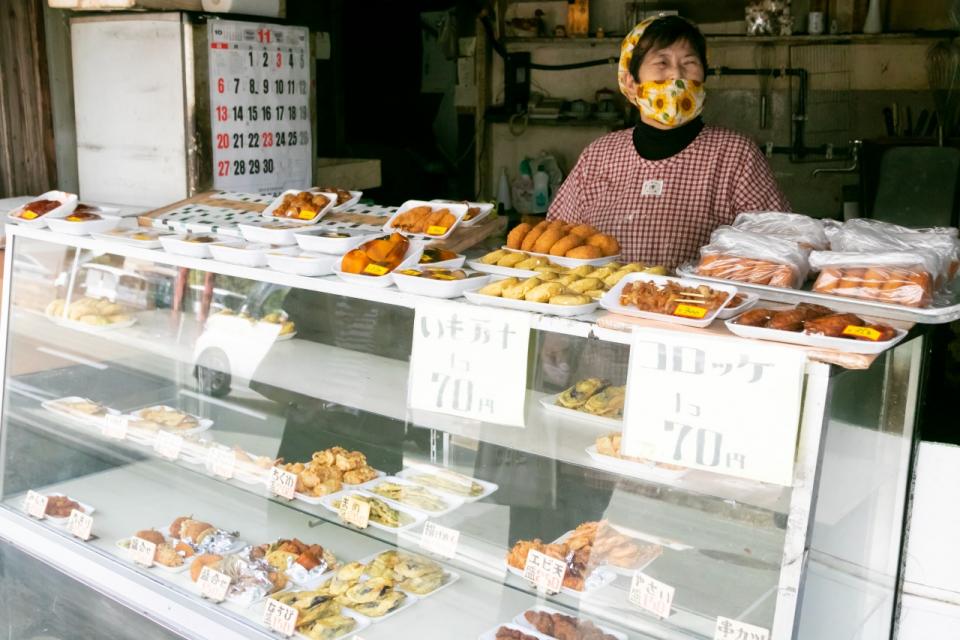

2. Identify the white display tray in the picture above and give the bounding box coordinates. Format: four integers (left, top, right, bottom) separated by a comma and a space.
395, 464, 498, 502
463, 286, 598, 318
319, 490, 426, 533
513, 605, 628, 640
417, 253, 466, 270
465, 260, 539, 279
47, 214, 122, 236
330, 190, 363, 212
500, 246, 620, 269
332, 244, 423, 288
255, 597, 369, 640
478, 623, 553, 640
92, 228, 175, 248
716, 292, 761, 320
539, 393, 622, 429
115, 537, 190, 574
45, 312, 137, 333
129, 405, 214, 438
357, 550, 461, 599
363, 475, 465, 517
261, 189, 338, 224
238, 221, 313, 246
158, 234, 223, 258
29, 493, 96, 527
266, 250, 337, 277
291, 470, 385, 505
382, 199, 469, 241
724, 317, 909, 355
585, 445, 689, 482
392, 269, 491, 299
6, 190, 78, 228
552, 528, 663, 577
430, 199, 493, 227
599, 272, 737, 328
208, 241, 273, 267
505, 562, 617, 598
41, 396, 115, 427
293, 228, 381, 254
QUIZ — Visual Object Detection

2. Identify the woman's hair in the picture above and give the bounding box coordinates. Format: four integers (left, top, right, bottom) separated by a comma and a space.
628, 16, 707, 82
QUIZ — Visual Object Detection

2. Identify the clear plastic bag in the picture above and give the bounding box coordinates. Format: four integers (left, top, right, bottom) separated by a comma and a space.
733, 211, 830, 250
809, 250, 938, 308
697, 226, 811, 289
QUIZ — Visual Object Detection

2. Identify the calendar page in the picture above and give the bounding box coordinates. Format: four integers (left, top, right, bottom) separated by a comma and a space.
207, 20, 312, 192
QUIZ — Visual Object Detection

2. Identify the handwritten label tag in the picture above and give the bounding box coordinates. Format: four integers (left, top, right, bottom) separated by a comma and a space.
419, 521, 460, 559
270, 467, 297, 500
630, 572, 675, 619
338, 495, 371, 528
714, 617, 769, 640
263, 598, 298, 636
102, 414, 128, 439
522, 549, 566, 594
208, 447, 235, 479
641, 180, 664, 196
67, 509, 94, 541
198, 566, 232, 602
129, 536, 157, 567
842, 325, 881, 341
24, 491, 48, 519
154, 431, 183, 460
673, 304, 707, 319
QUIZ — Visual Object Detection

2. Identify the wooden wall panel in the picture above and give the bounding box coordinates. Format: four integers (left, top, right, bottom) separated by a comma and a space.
0, 0, 58, 197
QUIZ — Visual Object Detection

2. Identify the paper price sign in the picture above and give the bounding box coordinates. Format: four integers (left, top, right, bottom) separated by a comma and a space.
198, 566, 232, 602
270, 467, 297, 500
622, 329, 805, 486
67, 509, 94, 541
102, 414, 128, 440
522, 549, 566, 595
154, 431, 183, 460
419, 521, 460, 559
208, 447, 235, 479
129, 536, 157, 567
338, 495, 370, 529
207, 20, 312, 192
630, 572, 675, 619
714, 617, 769, 640
408, 300, 530, 427
842, 325, 881, 341
24, 490, 48, 519
262, 598, 298, 636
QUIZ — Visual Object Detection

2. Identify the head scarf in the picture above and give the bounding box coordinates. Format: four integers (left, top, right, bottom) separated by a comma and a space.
618, 17, 706, 128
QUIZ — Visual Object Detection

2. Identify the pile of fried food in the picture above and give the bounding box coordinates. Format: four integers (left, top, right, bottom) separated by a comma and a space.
189, 547, 289, 602
268, 589, 359, 639
522, 609, 619, 640
419, 247, 459, 264
556, 378, 625, 419
595, 433, 686, 470
341, 232, 409, 276
368, 480, 452, 513
495, 628, 539, 640
619, 280, 729, 316
317, 186, 354, 206
734, 302, 897, 341
507, 520, 662, 590
366, 549, 448, 595
390, 205, 457, 235
276, 446, 379, 498
45, 296, 131, 326
331, 494, 413, 529
14, 198, 60, 220
404, 468, 484, 497
506, 220, 620, 259
697, 254, 797, 288
273, 191, 330, 220
45, 495, 81, 518
48, 397, 109, 421
128, 516, 238, 569
251, 537, 337, 576
478, 262, 666, 306
396, 266, 482, 281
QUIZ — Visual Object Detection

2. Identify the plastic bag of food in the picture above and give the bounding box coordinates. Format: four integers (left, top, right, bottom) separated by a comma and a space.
809, 250, 938, 308
733, 211, 830, 250
697, 226, 811, 288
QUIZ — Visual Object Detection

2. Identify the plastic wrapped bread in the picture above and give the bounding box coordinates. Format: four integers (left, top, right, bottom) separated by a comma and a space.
809, 250, 938, 308
733, 211, 830, 250
696, 226, 811, 289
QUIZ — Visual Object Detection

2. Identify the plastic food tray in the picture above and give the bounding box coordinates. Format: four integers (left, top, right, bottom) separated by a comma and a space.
238, 221, 313, 246
463, 286, 598, 318
293, 228, 381, 254
363, 475, 465, 517
500, 246, 620, 269
261, 189, 338, 224
513, 606, 628, 640
92, 228, 175, 248
382, 200, 470, 241
6, 190, 78, 228
256, 596, 369, 640
47, 215, 122, 236
41, 397, 115, 427
45, 312, 137, 333
417, 253, 466, 270
395, 464, 498, 502
319, 490, 427, 533
392, 269, 491, 299
159, 234, 224, 258
266, 250, 337, 277
465, 260, 540, 279
130, 406, 213, 436
504, 562, 617, 598
716, 292, 761, 320
585, 445, 689, 482
538, 393, 622, 429
430, 199, 493, 227
356, 550, 461, 599
330, 190, 363, 212
552, 528, 663, 577
478, 623, 553, 640
32, 493, 96, 527
724, 316, 909, 355
332, 244, 424, 288
599, 272, 737, 328
208, 241, 273, 267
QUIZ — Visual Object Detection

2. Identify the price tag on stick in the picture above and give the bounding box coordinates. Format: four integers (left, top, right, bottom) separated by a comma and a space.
24, 491, 48, 519
154, 431, 183, 460
129, 536, 157, 567
522, 549, 566, 595
198, 566, 232, 602
270, 467, 297, 500
630, 572, 675, 619
263, 598, 298, 636
714, 617, 770, 640
419, 521, 460, 559
338, 495, 370, 529
67, 509, 94, 541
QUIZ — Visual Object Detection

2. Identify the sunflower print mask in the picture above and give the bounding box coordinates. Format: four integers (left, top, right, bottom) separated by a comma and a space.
618, 18, 706, 128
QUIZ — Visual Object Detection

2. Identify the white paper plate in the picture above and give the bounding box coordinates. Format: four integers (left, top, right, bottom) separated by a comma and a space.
717, 292, 761, 320
115, 537, 190, 573
465, 260, 540, 279
45, 312, 137, 333
392, 269, 491, 299
599, 273, 737, 328
267, 250, 337, 276
294, 228, 381, 254
505, 563, 617, 598
724, 317, 909, 355
330, 190, 363, 212
209, 241, 273, 267
32, 493, 96, 526
585, 445, 689, 482
92, 228, 175, 248
383, 200, 469, 241
395, 464, 498, 502
539, 393, 622, 429
430, 199, 493, 227
552, 529, 663, 577
6, 190, 78, 228
319, 490, 427, 533
261, 190, 338, 224
513, 606, 628, 640
159, 234, 223, 258
500, 246, 620, 269
332, 243, 424, 288
463, 287, 598, 318
478, 623, 553, 640
363, 476, 465, 517
47, 214, 122, 236
238, 221, 314, 246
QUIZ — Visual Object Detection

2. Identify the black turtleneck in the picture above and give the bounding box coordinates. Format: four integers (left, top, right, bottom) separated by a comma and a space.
632, 117, 704, 161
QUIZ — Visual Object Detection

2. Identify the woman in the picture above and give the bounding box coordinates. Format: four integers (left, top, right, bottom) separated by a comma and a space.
549, 15, 789, 269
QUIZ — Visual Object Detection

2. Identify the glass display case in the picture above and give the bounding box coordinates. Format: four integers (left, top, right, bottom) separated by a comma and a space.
0, 226, 922, 640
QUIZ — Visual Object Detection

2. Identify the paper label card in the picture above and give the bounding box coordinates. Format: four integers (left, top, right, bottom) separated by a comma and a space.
154, 431, 183, 460
714, 617, 770, 640
270, 467, 297, 500
522, 549, 566, 594
629, 572, 675, 619
198, 566, 232, 602
67, 509, 94, 541
24, 491, 48, 519
338, 495, 370, 529
129, 536, 157, 567
263, 598, 298, 636
419, 521, 460, 559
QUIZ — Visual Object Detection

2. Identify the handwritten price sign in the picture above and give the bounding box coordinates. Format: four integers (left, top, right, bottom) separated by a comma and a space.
630, 572, 675, 619
270, 467, 297, 500
522, 549, 566, 595
338, 495, 370, 529
419, 521, 460, 559
263, 598, 298, 636
714, 617, 769, 640
67, 509, 94, 541
23, 491, 48, 519
198, 566, 232, 602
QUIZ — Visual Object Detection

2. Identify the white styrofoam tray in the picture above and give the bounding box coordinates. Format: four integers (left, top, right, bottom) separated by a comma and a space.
255, 596, 369, 639
392, 269, 491, 299
724, 316, 909, 355
463, 284, 598, 318
716, 292, 761, 320
505, 562, 617, 598
465, 259, 539, 279
159, 233, 224, 259
538, 393, 622, 429
478, 623, 553, 640
417, 252, 466, 270
41, 396, 116, 427
45, 312, 137, 333
382, 199, 469, 241
395, 464, 498, 502
552, 528, 663, 577
500, 246, 620, 269
238, 221, 315, 246
363, 475, 465, 517
329, 189, 363, 212
128, 405, 213, 440
47, 214, 122, 236
430, 199, 493, 226
209, 241, 276, 267
294, 228, 382, 254
585, 445, 689, 482
27, 493, 96, 527
319, 490, 427, 533
514, 605, 628, 640
92, 227, 175, 248
6, 190, 78, 227
266, 250, 337, 276
261, 189, 338, 224
332, 243, 423, 288
357, 550, 461, 599
599, 272, 737, 328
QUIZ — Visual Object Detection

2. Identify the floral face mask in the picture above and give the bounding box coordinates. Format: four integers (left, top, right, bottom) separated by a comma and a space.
636, 78, 705, 128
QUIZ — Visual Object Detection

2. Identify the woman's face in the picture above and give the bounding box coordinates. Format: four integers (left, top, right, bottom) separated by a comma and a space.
638, 39, 705, 84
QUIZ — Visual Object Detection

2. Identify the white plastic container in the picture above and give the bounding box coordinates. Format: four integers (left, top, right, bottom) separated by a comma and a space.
429, 199, 493, 227
294, 228, 382, 254
332, 243, 423, 288
48, 214, 122, 236
585, 445, 689, 483
6, 190, 78, 228
463, 284, 599, 318
266, 250, 337, 276
392, 268, 490, 299
716, 292, 761, 320
328, 189, 363, 212
599, 272, 737, 328
724, 317, 908, 355
93, 227, 175, 249
238, 221, 312, 246
318, 490, 427, 533
261, 189, 338, 224
395, 464, 498, 502
382, 200, 469, 241
363, 475, 465, 517
499, 246, 619, 269
417, 251, 466, 270
209, 241, 276, 267
159, 233, 223, 258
